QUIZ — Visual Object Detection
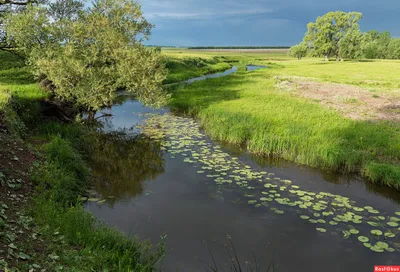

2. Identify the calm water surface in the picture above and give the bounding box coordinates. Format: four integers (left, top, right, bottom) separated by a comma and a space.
85, 68, 400, 272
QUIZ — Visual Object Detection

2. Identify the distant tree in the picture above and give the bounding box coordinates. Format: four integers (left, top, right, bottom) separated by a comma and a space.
304, 11, 363, 61
387, 39, 400, 59
338, 27, 362, 59
5, 0, 168, 118
376, 31, 391, 58
289, 43, 308, 60
359, 30, 392, 59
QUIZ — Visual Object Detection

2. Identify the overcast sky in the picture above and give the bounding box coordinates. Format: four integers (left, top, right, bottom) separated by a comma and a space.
139, 0, 400, 46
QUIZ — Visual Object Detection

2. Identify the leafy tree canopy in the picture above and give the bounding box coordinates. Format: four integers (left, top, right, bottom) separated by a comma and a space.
4, 0, 168, 115
304, 11, 363, 60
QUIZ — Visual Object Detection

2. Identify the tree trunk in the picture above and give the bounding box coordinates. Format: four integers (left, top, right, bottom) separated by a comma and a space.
324, 55, 329, 61
88, 109, 96, 121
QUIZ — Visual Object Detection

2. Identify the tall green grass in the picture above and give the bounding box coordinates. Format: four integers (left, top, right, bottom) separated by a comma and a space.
0, 51, 48, 134
169, 69, 400, 188
163, 56, 232, 84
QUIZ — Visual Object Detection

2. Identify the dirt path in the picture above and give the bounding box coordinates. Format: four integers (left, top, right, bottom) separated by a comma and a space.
275, 76, 400, 121
0, 130, 51, 271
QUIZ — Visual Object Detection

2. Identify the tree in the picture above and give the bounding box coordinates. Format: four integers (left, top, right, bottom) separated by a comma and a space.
289, 43, 307, 60
304, 11, 363, 60
48, 0, 83, 21
5, 0, 168, 117
387, 39, 400, 59
359, 30, 392, 59
0, 0, 46, 50
338, 27, 362, 59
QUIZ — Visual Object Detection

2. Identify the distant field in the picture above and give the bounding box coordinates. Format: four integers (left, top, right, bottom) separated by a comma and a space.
188, 48, 290, 53
162, 48, 291, 61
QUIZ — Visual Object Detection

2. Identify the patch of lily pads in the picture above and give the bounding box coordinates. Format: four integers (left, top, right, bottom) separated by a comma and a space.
139, 112, 400, 254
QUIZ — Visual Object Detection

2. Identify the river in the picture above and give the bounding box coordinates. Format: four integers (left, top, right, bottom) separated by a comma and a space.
84, 67, 400, 271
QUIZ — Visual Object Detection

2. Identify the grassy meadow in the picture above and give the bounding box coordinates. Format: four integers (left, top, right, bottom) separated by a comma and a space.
166, 49, 400, 188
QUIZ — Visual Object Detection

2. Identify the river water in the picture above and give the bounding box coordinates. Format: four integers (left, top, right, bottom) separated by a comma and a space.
84, 67, 400, 271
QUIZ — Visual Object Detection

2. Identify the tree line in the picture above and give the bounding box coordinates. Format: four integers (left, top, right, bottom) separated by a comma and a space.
290, 11, 400, 60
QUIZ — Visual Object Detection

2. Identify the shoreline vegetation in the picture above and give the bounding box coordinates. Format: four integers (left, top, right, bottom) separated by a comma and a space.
1, 46, 400, 269
164, 49, 400, 189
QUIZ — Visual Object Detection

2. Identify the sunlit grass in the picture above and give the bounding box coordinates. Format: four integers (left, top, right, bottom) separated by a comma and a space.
170, 59, 400, 187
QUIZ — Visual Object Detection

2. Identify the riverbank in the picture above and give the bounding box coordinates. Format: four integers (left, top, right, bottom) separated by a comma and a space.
168, 50, 400, 188
0, 51, 168, 271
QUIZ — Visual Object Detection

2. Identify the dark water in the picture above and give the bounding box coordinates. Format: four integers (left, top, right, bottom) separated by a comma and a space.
84, 68, 400, 271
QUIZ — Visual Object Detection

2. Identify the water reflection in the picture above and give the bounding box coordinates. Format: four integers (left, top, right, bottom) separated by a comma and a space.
87, 132, 165, 204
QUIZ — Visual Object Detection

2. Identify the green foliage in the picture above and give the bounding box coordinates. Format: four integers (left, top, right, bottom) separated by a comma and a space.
48, 0, 83, 21
0, 51, 47, 135
387, 39, 400, 59
339, 28, 362, 59
299, 12, 400, 60
289, 43, 308, 60
164, 56, 232, 84
304, 11, 363, 59
4, 0, 168, 112
32, 136, 88, 206
363, 162, 400, 189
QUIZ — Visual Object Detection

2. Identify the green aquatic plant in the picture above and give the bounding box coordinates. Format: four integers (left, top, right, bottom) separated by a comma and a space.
140, 112, 400, 254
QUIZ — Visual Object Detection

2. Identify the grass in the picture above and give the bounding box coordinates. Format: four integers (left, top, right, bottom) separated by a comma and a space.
168, 50, 400, 188
0, 51, 48, 135
163, 55, 232, 84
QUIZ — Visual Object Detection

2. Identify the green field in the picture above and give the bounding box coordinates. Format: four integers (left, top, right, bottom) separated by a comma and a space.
166, 49, 400, 188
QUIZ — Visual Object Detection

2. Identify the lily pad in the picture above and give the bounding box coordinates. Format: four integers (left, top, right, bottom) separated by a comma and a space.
370, 246, 384, 253
384, 231, 395, 238
368, 210, 379, 214
387, 222, 399, 227
371, 230, 383, 236
367, 221, 379, 227
363, 243, 371, 248
316, 228, 326, 233
376, 242, 388, 249
300, 215, 310, 220
349, 229, 359, 235
358, 236, 369, 243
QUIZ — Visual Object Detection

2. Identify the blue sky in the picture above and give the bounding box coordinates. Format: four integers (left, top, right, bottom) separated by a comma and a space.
140, 0, 400, 46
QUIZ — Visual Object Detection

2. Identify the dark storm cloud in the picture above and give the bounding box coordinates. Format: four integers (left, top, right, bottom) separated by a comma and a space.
140, 0, 400, 46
